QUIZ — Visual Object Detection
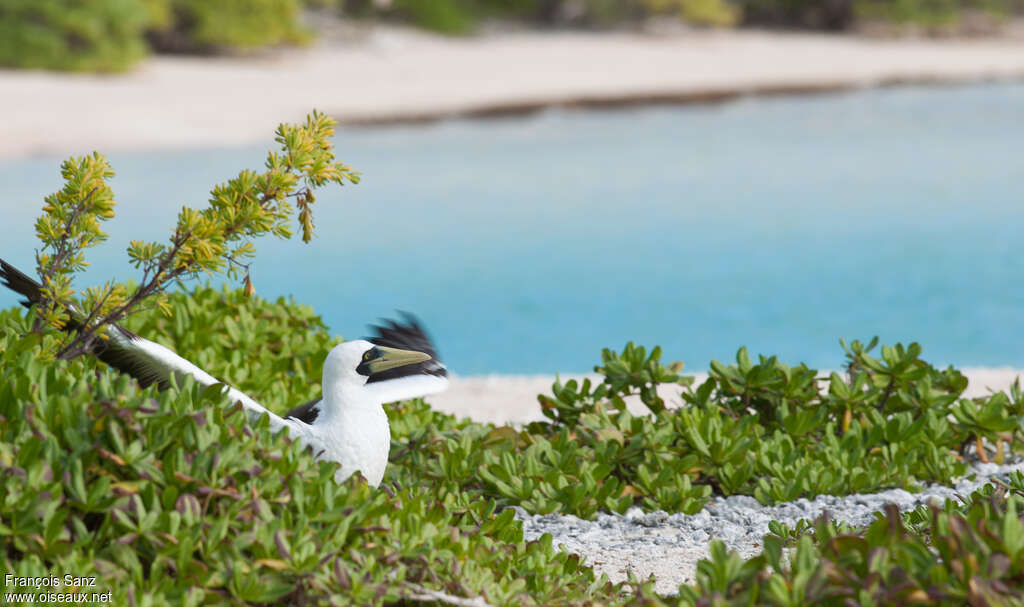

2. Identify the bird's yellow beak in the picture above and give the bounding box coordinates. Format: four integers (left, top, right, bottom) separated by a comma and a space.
367, 345, 430, 373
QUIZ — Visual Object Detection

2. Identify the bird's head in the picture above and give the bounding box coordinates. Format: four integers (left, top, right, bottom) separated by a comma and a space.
322, 340, 431, 392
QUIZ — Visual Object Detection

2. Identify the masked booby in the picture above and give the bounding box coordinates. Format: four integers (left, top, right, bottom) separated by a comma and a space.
0, 258, 448, 486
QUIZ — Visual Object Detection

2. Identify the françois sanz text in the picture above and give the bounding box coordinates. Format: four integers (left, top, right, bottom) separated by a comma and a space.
4, 574, 98, 589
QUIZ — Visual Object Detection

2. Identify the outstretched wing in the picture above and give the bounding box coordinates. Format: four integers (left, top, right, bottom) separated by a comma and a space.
0, 257, 287, 429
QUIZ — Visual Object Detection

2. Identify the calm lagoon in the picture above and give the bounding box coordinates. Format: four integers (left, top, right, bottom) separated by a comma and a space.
1, 83, 1022, 375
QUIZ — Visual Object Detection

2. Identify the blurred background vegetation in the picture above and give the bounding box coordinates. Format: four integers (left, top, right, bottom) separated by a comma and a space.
0, 0, 1022, 72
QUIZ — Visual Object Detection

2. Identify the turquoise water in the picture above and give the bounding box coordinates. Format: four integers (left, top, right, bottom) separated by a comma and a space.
1, 83, 1022, 374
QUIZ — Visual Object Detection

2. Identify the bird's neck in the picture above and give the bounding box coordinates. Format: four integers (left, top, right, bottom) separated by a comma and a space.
319, 379, 382, 423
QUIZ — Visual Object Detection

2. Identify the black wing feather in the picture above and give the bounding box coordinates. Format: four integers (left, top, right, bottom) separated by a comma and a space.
2, 257, 168, 388
284, 398, 321, 424
0, 258, 44, 310
366, 311, 446, 384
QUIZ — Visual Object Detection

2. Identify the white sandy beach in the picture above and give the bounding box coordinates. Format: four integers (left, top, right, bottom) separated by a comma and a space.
3, 23, 1024, 158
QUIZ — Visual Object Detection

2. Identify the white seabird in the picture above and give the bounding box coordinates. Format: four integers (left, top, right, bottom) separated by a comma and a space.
0, 258, 448, 487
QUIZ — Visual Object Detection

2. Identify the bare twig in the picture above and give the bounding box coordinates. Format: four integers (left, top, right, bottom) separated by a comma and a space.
404, 585, 494, 607
877, 376, 896, 411
41, 187, 98, 280
56, 285, 115, 360
55, 227, 195, 360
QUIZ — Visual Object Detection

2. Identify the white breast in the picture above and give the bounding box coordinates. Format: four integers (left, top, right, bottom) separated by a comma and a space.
298, 405, 391, 487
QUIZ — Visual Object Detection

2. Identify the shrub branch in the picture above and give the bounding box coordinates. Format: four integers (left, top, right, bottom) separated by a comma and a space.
27, 110, 359, 361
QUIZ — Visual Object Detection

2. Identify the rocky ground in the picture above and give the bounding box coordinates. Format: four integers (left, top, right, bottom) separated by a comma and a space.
432, 369, 1023, 594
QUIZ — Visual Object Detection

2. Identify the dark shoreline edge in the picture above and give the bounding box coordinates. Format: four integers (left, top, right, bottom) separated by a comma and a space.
340, 71, 1024, 128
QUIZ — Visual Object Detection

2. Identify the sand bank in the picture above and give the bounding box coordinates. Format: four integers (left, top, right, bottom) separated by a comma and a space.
431, 368, 1023, 425
3, 25, 1024, 159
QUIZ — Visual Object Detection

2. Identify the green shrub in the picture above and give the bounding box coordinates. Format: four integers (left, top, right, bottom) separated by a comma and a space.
0, 291, 641, 605
677, 475, 1024, 605
399, 338, 1020, 519
8, 131, 1024, 599
740, 0, 856, 29
854, 0, 1023, 28
0, 0, 150, 72
22, 113, 356, 370
347, 0, 739, 32
0, 0, 310, 72
856, 0, 962, 24
6, 287, 1024, 603
355, 0, 547, 35
146, 0, 310, 53
364, 0, 1021, 31
390, 0, 478, 34
645, 0, 741, 26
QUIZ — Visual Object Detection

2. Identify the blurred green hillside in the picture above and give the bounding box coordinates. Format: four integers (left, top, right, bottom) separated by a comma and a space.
355, 0, 1023, 33
1, 0, 1022, 72
0, 0, 309, 72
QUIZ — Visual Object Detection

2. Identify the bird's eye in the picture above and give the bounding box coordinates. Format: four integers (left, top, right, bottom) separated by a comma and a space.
363, 351, 372, 361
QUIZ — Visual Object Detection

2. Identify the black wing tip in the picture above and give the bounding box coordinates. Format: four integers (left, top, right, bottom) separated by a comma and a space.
396, 309, 421, 326
370, 311, 422, 336
0, 257, 44, 308
2, 257, 165, 387
366, 313, 436, 349
365, 311, 447, 383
